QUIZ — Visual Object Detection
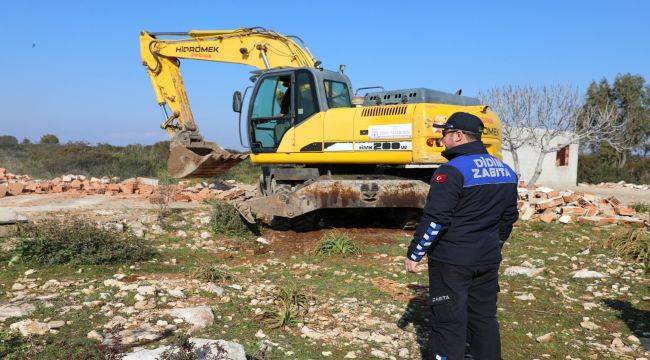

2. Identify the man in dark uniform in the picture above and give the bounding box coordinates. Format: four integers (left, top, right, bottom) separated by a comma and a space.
404, 112, 519, 360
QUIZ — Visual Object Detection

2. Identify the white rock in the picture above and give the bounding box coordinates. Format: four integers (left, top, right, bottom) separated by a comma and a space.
344, 351, 357, 359
580, 320, 600, 330
256, 237, 270, 245
255, 329, 266, 339
202, 283, 224, 296
177, 230, 188, 237
0, 302, 36, 321
322, 351, 332, 357
573, 269, 607, 279
398, 348, 410, 358
41, 279, 61, 289
200, 231, 211, 239
515, 293, 536, 301
10, 319, 49, 336
370, 349, 389, 358
536, 332, 554, 343
167, 288, 185, 298
47, 320, 65, 329
503, 266, 545, 278
11, 283, 26, 291
121, 338, 246, 360
24, 269, 36, 276
300, 326, 326, 340
166, 306, 214, 330
136, 285, 156, 296
369, 332, 391, 343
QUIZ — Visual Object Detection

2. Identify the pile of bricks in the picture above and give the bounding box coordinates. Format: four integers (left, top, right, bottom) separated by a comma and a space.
0, 168, 252, 204
517, 186, 647, 227
585, 181, 649, 191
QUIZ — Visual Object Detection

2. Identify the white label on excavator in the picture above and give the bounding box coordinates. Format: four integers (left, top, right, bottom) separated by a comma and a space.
354, 141, 412, 151
368, 124, 412, 139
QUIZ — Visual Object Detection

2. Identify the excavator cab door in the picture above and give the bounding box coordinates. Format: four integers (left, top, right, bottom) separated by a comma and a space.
248, 72, 295, 153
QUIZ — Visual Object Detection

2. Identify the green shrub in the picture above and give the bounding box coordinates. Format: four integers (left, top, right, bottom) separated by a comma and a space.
189, 264, 233, 283
605, 228, 649, 272
630, 202, 649, 213
0, 330, 26, 359
16, 219, 156, 266
262, 286, 309, 328
209, 201, 251, 238
210, 159, 260, 185
314, 232, 360, 257
578, 154, 650, 184
39, 134, 59, 144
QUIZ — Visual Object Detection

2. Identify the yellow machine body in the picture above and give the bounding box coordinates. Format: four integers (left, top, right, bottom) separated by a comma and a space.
251, 104, 502, 165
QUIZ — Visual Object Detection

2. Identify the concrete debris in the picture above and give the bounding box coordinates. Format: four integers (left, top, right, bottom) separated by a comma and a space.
517, 185, 648, 227
582, 181, 649, 191
0, 167, 255, 205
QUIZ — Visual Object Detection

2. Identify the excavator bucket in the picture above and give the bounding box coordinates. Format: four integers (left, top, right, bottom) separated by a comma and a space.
167, 142, 249, 178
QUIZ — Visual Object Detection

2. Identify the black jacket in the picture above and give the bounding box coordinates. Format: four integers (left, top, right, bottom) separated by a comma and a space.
407, 141, 519, 266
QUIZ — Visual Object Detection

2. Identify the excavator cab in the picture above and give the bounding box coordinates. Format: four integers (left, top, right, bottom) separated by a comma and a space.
242, 67, 353, 153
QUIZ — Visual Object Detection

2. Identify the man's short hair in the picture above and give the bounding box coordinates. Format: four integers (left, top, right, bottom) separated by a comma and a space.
462, 131, 480, 142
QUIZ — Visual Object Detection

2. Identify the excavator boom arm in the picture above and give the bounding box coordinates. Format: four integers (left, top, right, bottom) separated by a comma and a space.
139, 27, 319, 178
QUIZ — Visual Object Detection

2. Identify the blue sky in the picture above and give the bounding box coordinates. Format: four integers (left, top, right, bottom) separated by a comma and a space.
1, 1, 648, 150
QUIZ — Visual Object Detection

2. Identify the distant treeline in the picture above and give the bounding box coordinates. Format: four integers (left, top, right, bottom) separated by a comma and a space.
0, 141, 170, 180
0, 140, 259, 184
0, 138, 647, 185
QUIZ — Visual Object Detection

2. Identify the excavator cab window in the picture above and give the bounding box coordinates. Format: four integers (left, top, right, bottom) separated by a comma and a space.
294, 70, 318, 124
324, 80, 352, 108
250, 75, 293, 151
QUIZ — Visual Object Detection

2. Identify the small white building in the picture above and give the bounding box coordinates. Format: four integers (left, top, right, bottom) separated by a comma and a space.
501, 130, 579, 188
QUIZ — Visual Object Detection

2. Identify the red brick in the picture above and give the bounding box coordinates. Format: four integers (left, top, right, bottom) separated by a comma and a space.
561, 206, 585, 216
539, 209, 556, 223
69, 179, 82, 190
138, 185, 154, 196
0, 184, 7, 198
535, 196, 564, 210
107, 184, 121, 192
120, 182, 135, 194
606, 196, 621, 206
613, 205, 636, 217
577, 216, 618, 226
562, 193, 577, 203
584, 206, 599, 217
7, 182, 24, 195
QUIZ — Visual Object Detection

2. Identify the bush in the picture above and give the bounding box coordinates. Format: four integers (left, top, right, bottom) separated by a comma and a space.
16, 219, 156, 266
604, 227, 649, 272
39, 134, 59, 144
0, 135, 18, 146
578, 154, 650, 184
314, 232, 360, 257
630, 202, 649, 213
209, 201, 251, 238
189, 264, 233, 283
0, 330, 25, 359
0, 141, 169, 179
262, 286, 309, 328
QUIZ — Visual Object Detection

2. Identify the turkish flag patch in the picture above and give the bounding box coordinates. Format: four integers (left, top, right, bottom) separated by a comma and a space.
434, 174, 447, 183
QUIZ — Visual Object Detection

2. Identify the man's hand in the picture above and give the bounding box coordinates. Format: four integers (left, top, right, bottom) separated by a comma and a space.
405, 258, 419, 273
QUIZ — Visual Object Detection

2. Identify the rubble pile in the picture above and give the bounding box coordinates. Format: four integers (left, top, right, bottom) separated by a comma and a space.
517, 186, 648, 226
583, 180, 649, 191
0, 168, 254, 204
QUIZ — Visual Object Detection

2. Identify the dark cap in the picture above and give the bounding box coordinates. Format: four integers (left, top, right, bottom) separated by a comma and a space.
433, 112, 485, 136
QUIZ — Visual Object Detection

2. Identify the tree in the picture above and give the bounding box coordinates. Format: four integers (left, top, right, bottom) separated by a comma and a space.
0, 135, 18, 146
481, 85, 624, 186
22, 138, 31, 144
584, 74, 650, 168
40, 134, 60, 144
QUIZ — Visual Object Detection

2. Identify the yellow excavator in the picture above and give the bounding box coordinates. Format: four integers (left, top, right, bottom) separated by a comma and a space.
140, 27, 503, 230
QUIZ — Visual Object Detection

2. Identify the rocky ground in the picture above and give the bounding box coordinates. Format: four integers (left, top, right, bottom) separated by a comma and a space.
0, 192, 648, 359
